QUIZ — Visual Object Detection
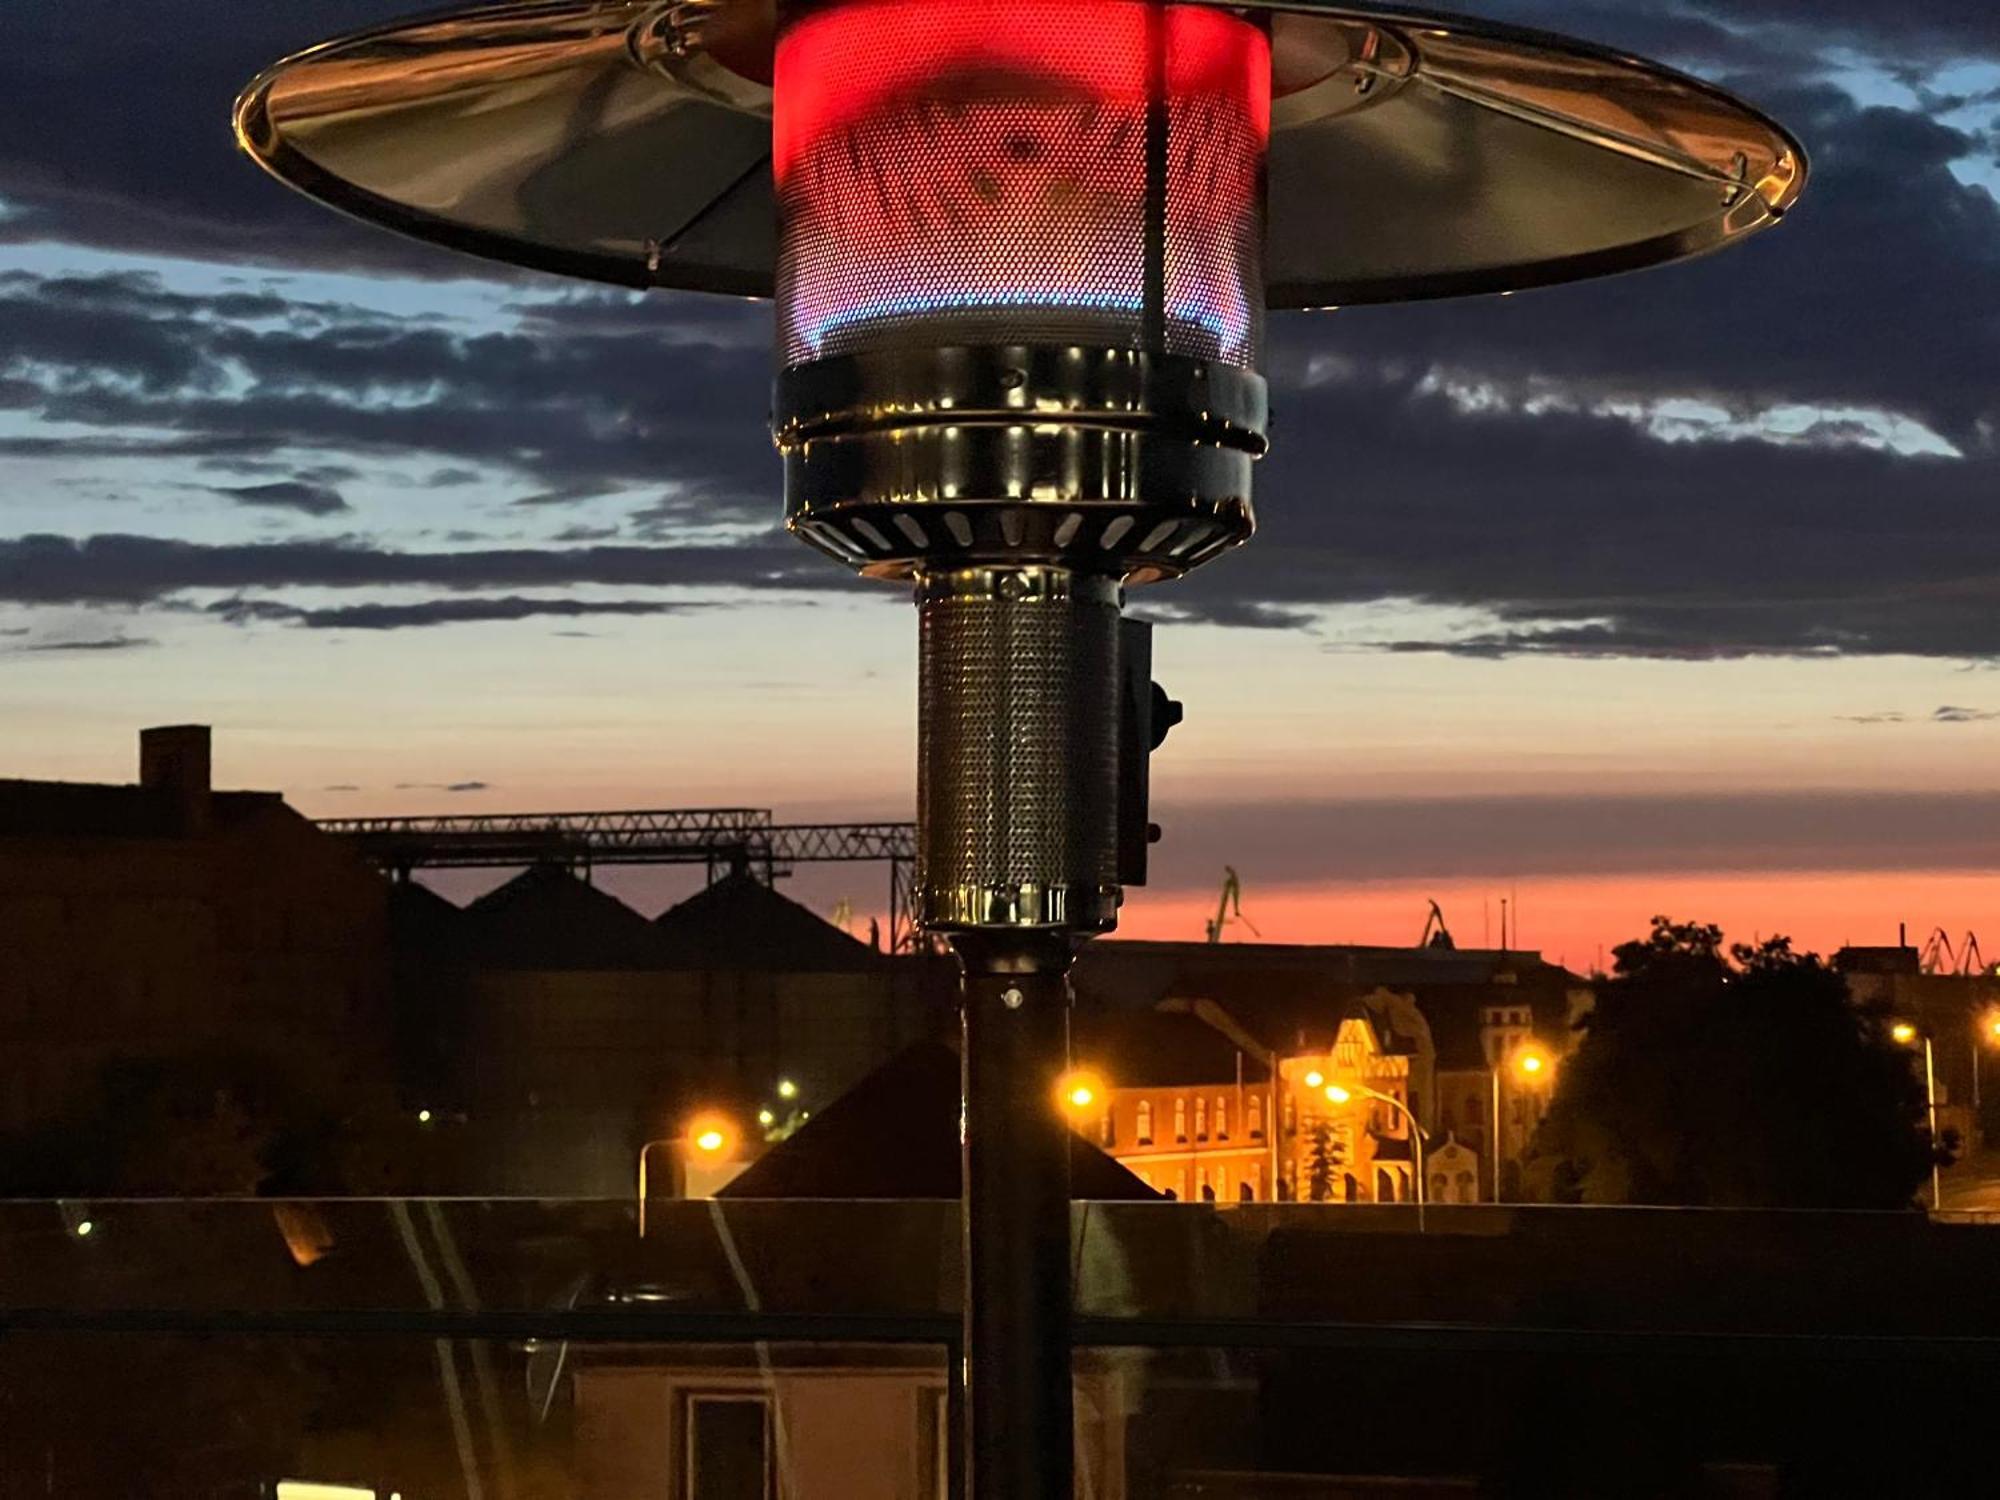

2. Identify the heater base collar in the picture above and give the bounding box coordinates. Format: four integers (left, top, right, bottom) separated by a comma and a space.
777, 345, 1264, 580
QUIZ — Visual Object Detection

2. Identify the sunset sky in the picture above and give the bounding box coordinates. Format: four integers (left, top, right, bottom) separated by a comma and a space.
4, 0, 1999, 968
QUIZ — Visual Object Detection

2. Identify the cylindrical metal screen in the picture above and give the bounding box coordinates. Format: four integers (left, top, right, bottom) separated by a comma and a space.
917, 567, 1121, 931
774, 0, 1270, 369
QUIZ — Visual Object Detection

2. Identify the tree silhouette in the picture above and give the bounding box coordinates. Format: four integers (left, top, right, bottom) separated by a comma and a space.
1306, 1122, 1340, 1203
1527, 916, 1947, 1209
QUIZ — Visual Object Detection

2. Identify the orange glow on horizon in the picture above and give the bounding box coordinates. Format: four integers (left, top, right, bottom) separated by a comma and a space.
1112, 869, 2000, 973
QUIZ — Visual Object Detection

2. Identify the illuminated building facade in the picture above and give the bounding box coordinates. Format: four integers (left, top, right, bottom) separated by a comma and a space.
1073, 940, 1584, 1202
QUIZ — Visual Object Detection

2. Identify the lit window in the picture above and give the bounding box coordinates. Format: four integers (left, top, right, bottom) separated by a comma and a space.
1215, 1097, 1228, 1140
1100, 1108, 1115, 1148
1248, 1095, 1264, 1139
1174, 1096, 1188, 1143
1136, 1099, 1154, 1145
1194, 1097, 1207, 1141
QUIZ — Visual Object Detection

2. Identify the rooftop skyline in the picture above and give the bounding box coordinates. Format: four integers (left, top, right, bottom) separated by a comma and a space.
4, 0, 1998, 963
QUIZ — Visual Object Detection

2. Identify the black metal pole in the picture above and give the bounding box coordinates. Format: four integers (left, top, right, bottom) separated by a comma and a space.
959, 934, 1075, 1500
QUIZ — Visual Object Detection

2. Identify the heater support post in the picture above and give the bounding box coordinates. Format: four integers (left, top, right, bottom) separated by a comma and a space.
958, 934, 1076, 1500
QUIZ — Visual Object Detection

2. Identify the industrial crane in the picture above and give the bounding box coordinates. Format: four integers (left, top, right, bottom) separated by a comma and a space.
1419, 899, 1457, 951
1921, 927, 1989, 976
1205, 866, 1259, 944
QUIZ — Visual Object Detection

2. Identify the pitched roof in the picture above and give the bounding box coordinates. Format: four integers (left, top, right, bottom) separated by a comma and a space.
387, 878, 465, 949
456, 862, 661, 969
719, 1038, 1160, 1201
653, 871, 883, 972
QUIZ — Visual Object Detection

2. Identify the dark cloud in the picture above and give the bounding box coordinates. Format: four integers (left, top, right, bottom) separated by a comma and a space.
0, 533, 856, 607
0, 270, 776, 522
1838, 707, 2000, 725
0, 8, 1995, 663
394, 780, 491, 794
209, 594, 703, 631
11, 635, 154, 655
1147, 83, 2000, 660
1147, 789, 2000, 888
208, 480, 349, 516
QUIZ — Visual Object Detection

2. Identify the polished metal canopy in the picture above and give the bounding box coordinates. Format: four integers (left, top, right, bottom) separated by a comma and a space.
235, 0, 1804, 306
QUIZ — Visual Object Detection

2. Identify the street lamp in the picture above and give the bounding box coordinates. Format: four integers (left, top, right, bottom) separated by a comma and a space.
1976, 1014, 2000, 1117
637, 1110, 739, 1238
1892, 1022, 1942, 1208
1492, 1045, 1552, 1204
1323, 1083, 1429, 1225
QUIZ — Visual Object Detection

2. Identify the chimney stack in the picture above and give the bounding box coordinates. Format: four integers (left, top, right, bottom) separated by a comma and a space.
139, 724, 212, 834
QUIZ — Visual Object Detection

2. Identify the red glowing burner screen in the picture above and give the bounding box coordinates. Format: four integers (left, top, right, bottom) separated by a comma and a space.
774, 0, 1270, 368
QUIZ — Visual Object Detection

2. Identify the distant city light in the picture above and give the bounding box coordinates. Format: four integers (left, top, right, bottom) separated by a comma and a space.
777, 1079, 799, 1100
416, 1108, 433, 1124
74, 1219, 93, 1238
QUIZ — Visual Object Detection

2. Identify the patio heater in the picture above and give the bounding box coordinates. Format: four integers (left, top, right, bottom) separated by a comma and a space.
235, 3, 1803, 1493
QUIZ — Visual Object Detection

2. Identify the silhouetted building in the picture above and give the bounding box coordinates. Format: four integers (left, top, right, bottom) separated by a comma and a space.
399, 866, 942, 1194
0, 726, 392, 1157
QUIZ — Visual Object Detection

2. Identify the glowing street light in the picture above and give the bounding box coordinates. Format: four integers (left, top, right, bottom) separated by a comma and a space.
1320, 1082, 1428, 1220
1975, 1014, 2000, 1115
1057, 1069, 1105, 1114
757, 1108, 777, 1128
776, 1079, 799, 1101
1891, 1022, 1942, 1208
1490, 1045, 1553, 1204
686, 1110, 738, 1158
637, 1110, 740, 1235
1303, 1069, 1325, 1090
